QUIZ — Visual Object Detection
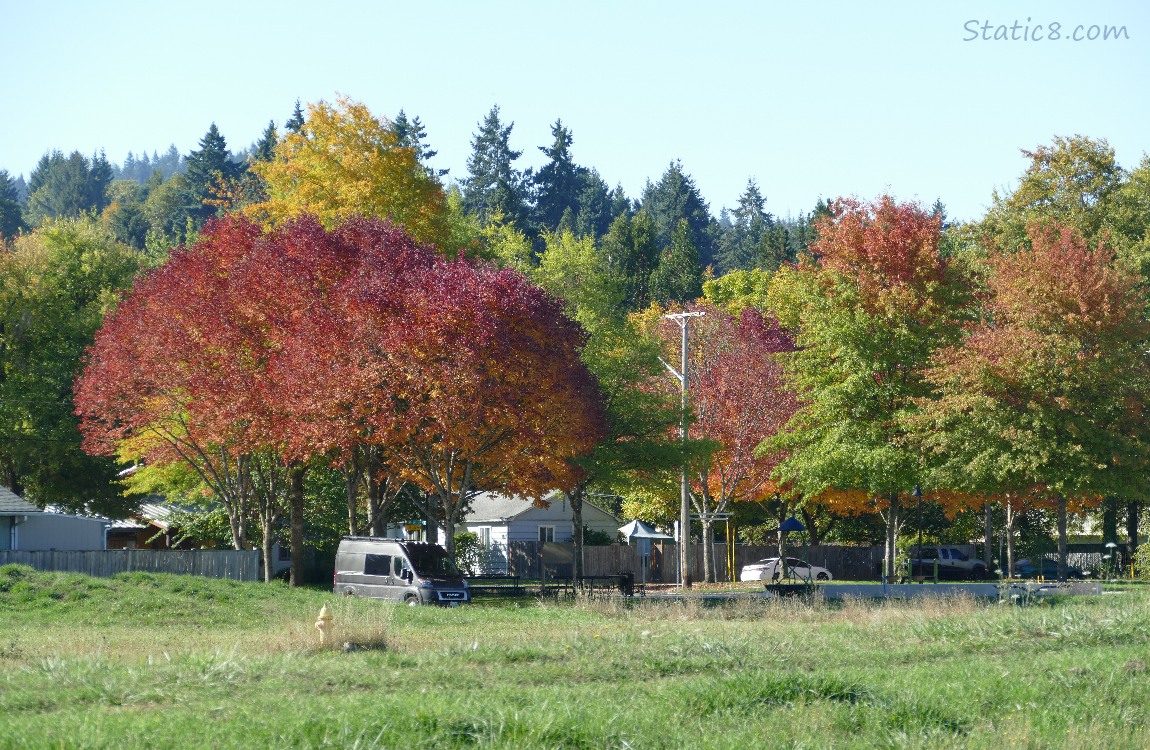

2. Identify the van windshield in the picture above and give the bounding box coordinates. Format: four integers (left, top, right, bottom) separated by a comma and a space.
407, 546, 462, 578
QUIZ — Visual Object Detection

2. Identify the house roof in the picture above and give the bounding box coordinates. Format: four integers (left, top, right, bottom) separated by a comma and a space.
464, 491, 618, 524
464, 492, 554, 523
127, 503, 179, 530
0, 485, 42, 516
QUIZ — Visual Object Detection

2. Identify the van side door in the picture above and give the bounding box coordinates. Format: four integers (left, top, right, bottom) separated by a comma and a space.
363, 552, 397, 599
393, 555, 414, 593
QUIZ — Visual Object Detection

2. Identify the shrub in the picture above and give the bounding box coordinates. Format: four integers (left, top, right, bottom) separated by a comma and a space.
453, 531, 484, 575
1132, 544, 1150, 582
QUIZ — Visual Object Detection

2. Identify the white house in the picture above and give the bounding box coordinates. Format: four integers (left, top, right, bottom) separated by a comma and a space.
1, 486, 108, 551
445, 491, 621, 574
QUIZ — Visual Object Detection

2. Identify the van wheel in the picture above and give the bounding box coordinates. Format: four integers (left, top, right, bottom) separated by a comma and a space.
404, 594, 419, 607
816, 572, 829, 581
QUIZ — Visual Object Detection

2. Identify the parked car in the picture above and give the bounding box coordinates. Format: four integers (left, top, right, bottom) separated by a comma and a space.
906, 545, 989, 580
1012, 557, 1089, 580
740, 557, 832, 582
334, 537, 470, 605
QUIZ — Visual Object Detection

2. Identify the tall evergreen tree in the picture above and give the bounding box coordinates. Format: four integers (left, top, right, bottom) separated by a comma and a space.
533, 120, 586, 233
641, 160, 717, 269
394, 110, 447, 178
24, 151, 112, 227
608, 184, 632, 219
88, 151, 114, 212
120, 153, 138, 182
648, 218, 704, 304
0, 170, 24, 239
285, 100, 306, 134
462, 105, 530, 228
760, 222, 792, 271
157, 145, 185, 179
183, 123, 242, 225
252, 120, 278, 162
715, 179, 772, 274
573, 169, 613, 240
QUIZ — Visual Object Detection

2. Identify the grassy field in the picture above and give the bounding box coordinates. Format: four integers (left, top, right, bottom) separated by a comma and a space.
1, 565, 1149, 749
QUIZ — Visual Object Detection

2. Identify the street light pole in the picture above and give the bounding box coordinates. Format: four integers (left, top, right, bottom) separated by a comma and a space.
661, 311, 704, 589
913, 484, 923, 579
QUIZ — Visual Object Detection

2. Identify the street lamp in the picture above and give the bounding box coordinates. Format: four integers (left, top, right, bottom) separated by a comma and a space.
661, 310, 705, 589
913, 484, 924, 579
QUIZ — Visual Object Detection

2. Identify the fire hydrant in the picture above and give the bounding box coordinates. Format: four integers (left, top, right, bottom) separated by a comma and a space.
315, 603, 333, 646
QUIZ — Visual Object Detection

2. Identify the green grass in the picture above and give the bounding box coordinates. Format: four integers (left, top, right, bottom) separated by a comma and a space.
2, 564, 1149, 748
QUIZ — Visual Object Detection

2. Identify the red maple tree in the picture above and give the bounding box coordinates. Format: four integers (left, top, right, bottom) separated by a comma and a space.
649, 301, 797, 582
77, 214, 606, 564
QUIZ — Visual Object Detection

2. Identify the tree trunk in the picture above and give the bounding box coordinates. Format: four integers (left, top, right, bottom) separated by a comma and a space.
884, 492, 900, 582
569, 486, 586, 581
1103, 496, 1118, 544
1004, 501, 1016, 578
261, 514, 275, 583
366, 473, 388, 537
289, 463, 306, 587
776, 508, 788, 580
800, 505, 824, 546
983, 502, 993, 571
1056, 497, 1068, 580
701, 519, 715, 582
443, 515, 456, 560
343, 465, 360, 536
1126, 500, 1140, 570
225, 504, 245, 551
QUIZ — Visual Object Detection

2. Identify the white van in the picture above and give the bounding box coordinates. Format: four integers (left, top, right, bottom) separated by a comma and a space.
333, 537, 470, 605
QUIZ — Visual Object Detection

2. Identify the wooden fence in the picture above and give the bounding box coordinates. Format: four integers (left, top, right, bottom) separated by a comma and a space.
506, 542, 885, 582
0, 549, 262, 582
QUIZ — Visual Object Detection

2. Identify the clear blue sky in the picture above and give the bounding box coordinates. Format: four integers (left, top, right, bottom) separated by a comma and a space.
3, 0, 1147, 222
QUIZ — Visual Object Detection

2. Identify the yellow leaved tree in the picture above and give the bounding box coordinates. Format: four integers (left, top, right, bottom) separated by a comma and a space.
247, 96, 453, 249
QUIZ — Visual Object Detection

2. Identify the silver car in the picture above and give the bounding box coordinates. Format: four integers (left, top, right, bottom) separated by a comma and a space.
740, 557, 832, 582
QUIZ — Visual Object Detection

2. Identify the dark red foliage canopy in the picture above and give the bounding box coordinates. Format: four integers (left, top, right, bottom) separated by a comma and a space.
75, 214, 605, 502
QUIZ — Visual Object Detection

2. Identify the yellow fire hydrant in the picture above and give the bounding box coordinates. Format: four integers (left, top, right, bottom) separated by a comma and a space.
315, 603, 333, 646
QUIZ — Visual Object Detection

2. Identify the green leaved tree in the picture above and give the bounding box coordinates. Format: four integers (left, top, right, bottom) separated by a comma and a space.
0, 218, 142, 511
766, 196, 972, 581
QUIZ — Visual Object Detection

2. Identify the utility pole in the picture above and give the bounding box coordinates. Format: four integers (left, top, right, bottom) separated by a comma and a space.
661, 311, 704, 589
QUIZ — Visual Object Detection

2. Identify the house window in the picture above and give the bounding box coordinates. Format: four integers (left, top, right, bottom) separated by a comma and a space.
478, 527, 491, 546
538, 526, 555, 543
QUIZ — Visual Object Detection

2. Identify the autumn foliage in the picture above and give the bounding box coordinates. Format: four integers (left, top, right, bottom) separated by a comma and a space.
75, 215, 605, 553
914, 223, 1150, 503
643, 301, 797, 580
679, 303, 797, 505
811, 196, 950, 315
247, 97, 454, 249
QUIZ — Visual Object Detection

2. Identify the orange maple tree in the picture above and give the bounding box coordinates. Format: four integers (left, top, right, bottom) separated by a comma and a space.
911, 223, 1150, 575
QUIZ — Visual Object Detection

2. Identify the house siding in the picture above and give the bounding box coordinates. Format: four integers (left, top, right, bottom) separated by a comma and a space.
455, 495, 621, 575
16, 513, 108, 551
